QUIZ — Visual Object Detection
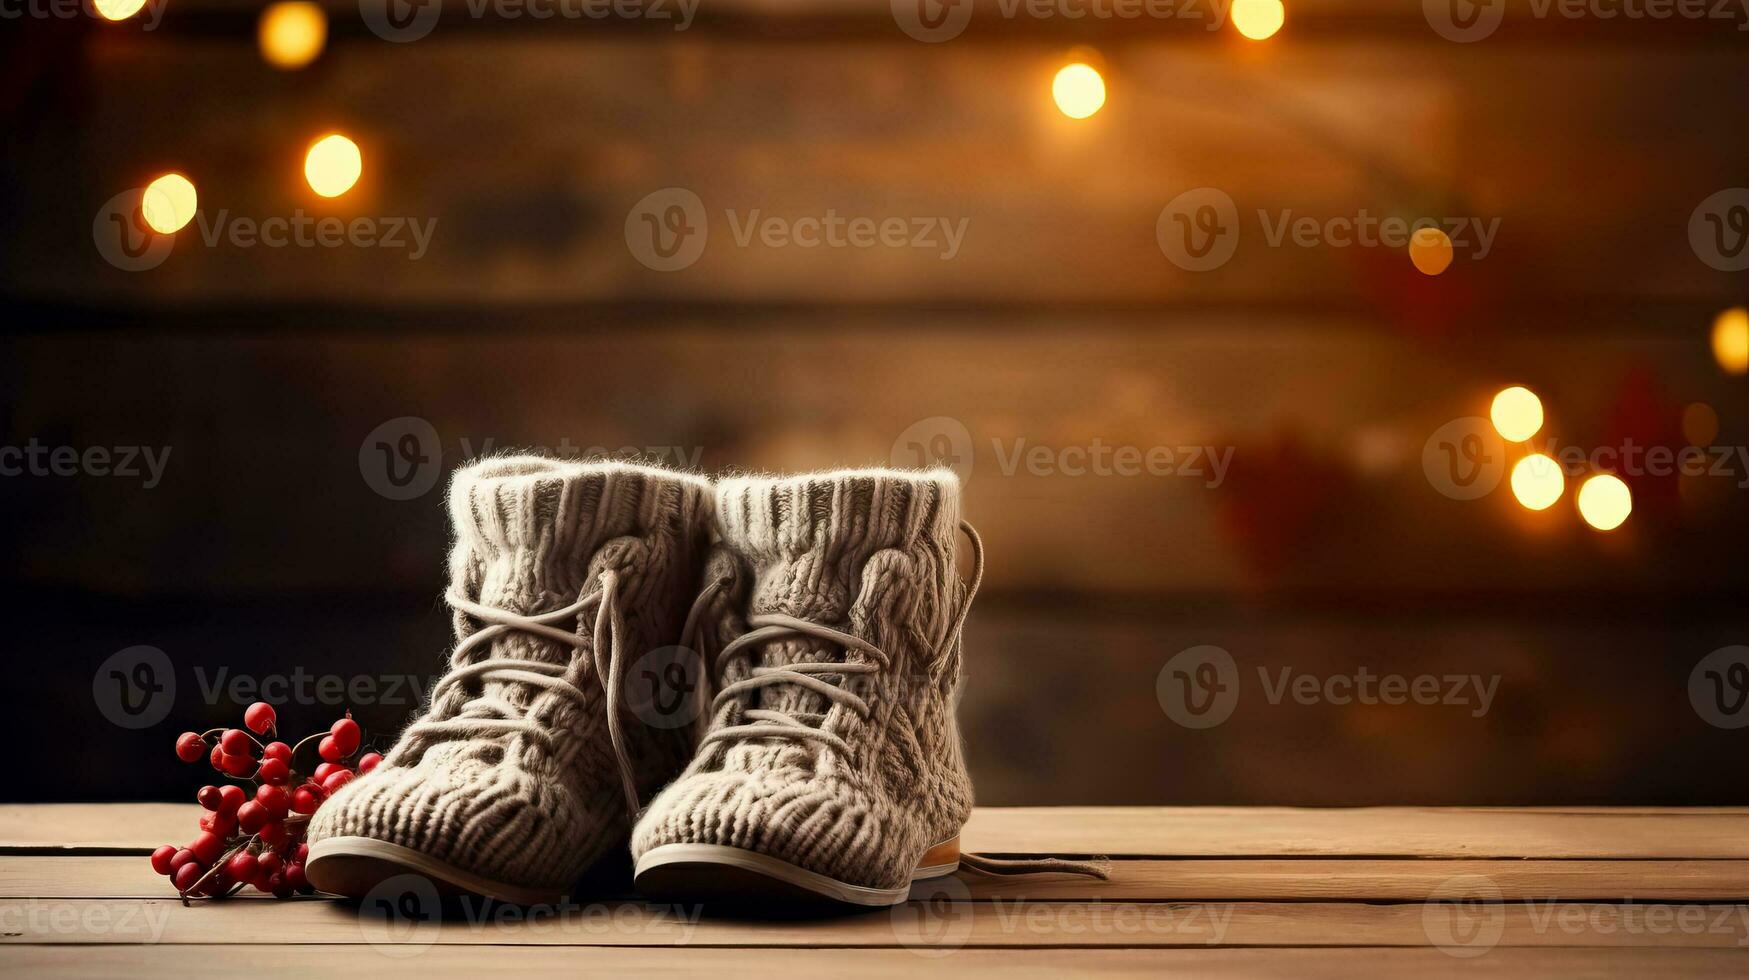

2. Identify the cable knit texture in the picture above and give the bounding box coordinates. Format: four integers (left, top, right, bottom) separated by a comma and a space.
308, 456, 713, 893
631, 468, 975, 891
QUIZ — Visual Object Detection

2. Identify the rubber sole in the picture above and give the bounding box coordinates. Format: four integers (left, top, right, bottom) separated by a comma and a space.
633, 836, 961, 907
305, 836, 566, 907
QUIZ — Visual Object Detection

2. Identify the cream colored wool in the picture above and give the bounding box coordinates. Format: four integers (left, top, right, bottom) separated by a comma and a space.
631, 468, 977, 891
308, 456, 714, 893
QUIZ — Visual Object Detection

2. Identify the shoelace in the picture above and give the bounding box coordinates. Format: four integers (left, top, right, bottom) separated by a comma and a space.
404, 569, 721, 826
700, 520, 1109, 882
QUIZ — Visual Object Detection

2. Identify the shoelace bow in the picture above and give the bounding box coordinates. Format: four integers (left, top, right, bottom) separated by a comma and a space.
699, 520, 1108, 882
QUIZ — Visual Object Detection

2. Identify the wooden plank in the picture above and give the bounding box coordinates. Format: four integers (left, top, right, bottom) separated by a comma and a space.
11, 855, 1749, 902
7, 896, 1749, 948
12, 805, 1749, 858
7, 945, 1747, 980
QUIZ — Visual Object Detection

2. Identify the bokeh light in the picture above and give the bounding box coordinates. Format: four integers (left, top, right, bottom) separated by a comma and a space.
141, 173, 198, 235
1052, 63, 1106, 120
259, 2, 327, 71
1510, 453, 1564, 511
1577, 474, 1632, 531
1231, 0, 1285, 40
1682, 402, 1719, 447
1489, 386, 1544, 442
1408, 227, 1453, 276
304, 134, 362, 198
1712, 306, 1749, 375
93, 0, 148, 21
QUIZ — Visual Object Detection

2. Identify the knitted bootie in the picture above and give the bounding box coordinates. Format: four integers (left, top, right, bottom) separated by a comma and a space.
631, 469, 1103, 906
305, 457, 714, 905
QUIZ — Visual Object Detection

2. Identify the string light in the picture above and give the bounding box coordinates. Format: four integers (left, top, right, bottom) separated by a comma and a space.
1712, 306, 1749, 375
92, 0, 148, 21
1577, 474, 1632, 531
1489, 386, 1544, 442
141, 173, 198, 234
1510, 453, 1564, 511
1231, 0, 1285, 40
259, 2, 327, 71
1052, 63, 1106, 120
1408, 227, 1453, 276
1682, 402, 1719, 447
304, 134, 362, 198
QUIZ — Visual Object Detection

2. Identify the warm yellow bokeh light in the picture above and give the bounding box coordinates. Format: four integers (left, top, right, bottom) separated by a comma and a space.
1712, 306, 1749, 375
1052, 63, 1106, 120
1509, 454, 1564, 511
259, 2, 327, 71
1231, 0, 1285, 40
304, 134, 362, 198
140, 173, 198, 235
93, 0, 148, 21
1577, 474, 1632, 531
1682, 402, 1719, 447
1408, 227, 1453, 276
1489, 386, 1544, 442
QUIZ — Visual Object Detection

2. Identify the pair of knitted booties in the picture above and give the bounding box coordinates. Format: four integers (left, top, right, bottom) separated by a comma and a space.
305, 457, 1097, 907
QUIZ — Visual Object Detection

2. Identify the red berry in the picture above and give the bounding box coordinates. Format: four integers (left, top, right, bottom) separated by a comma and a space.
197, 785, 222, 811
150, 845, 177, 876
294, 842, 309, 864
256, 851, 283, 875
219, 729, 255, 758
259, 758, 290, 785
317, 736, 342, 762
290, 786, 322, 815
244, 702, 277, 735
358, 752, 383, 774
321, 769, 354, 795
312, 762, 339, 783
220, 752, 256, 778
199, 810, 237, 837
330, 717, 362, 756
257, 820, 288, 848
266, 871, 292, 899
172, 862, 203, 893
175, 732, 208, 763
170, 847, 198, 871
189, 831, 224, 866
256, 784, 289, 818
236, 800, 268, 834
226, 850, 257, 879
218, 784, 246, 814
209, 744, 228, 771
285, 862, 308, 891
263, 741, 292, 762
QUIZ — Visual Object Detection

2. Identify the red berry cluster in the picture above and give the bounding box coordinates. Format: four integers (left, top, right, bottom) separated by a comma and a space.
156, 701, 381, 902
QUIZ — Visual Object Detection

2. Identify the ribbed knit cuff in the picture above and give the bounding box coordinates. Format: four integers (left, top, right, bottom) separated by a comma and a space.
449, 456, 713, 612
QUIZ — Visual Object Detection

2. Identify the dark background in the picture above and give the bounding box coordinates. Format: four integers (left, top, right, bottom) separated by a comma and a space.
4, 1, 1747, 805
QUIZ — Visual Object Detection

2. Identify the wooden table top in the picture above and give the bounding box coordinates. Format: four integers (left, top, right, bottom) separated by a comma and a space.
5, 804, 1749, 977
